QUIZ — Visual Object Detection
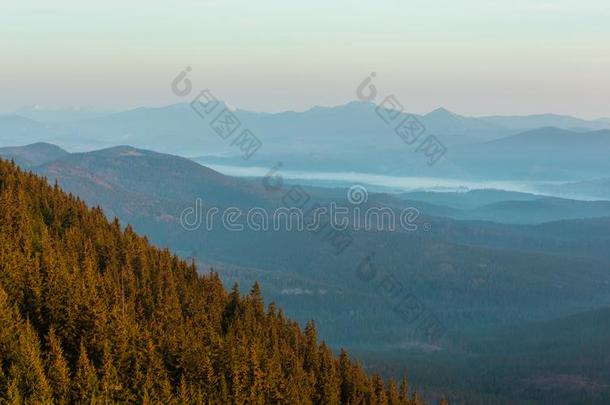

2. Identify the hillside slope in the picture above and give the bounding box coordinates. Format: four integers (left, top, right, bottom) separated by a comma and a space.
0, 159, 435, 404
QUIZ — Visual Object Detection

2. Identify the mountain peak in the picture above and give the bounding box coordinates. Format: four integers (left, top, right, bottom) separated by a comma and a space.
426, 107, 459, 118
304, 100, 376, 114
69, 145, 171, 161
0, 142, 69, 167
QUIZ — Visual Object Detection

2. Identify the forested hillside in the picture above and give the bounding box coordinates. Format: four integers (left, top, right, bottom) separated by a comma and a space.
4, 143, 610, 348
0, 159, 441, 404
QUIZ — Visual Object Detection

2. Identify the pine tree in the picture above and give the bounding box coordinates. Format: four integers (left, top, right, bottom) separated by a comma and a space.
73, 341, 99, 402
372, 373, 389, 405
8, 321, 53, 403
387, 379, 400, 405
100, 340, 123, 402
141, 339, 173, 404
399, 376, 410, 404
0, 287, 20, 369
46, 328, 71, 404
339, 348, 353, 404
317, 342, 340, 405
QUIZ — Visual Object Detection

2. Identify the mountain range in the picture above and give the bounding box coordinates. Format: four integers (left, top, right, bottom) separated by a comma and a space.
3, 142, 610, 329
2, 141, 610, 403
2, 102, 610, 181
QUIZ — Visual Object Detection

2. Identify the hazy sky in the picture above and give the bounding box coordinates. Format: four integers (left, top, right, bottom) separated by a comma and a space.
2, 0, 609, 118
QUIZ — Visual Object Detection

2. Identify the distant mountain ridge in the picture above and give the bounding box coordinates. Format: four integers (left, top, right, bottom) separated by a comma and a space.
449, 127, 610, 181
5, 141, 610, 223
481, 113, 610, 132
483, 127, 610, 146
0, 142, 69, 167
538, 177, 610, 201
3, 101, 608, 155
3, 102, 610, 182
393, 189, 610, 223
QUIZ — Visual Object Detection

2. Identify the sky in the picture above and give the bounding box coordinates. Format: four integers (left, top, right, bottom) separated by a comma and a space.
1, 0, 609, 118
